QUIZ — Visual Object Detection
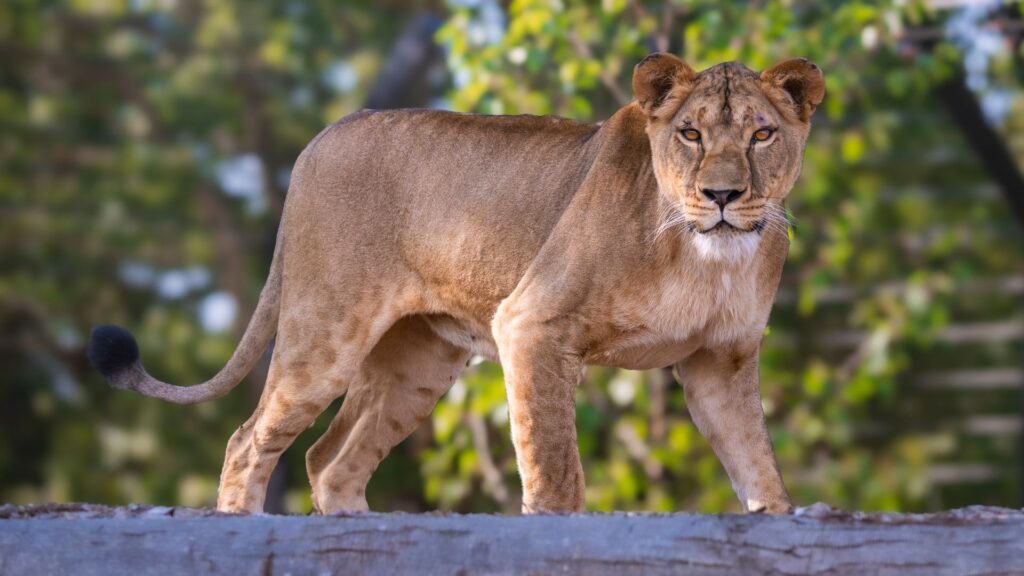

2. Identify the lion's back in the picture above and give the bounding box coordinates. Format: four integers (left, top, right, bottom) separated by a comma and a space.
278, 109, 604, 299
290, 107, 601, 238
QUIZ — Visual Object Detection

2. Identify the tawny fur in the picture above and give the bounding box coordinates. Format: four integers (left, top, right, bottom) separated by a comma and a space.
93, 54, 825, 515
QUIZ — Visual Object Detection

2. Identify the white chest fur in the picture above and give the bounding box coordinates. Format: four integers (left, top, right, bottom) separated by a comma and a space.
646, 257, 763, 344
594, 239, 768, 369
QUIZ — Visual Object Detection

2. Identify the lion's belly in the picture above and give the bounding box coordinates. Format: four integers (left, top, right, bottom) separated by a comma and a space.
421, 313, 705, 371
421, 313, 501, 362
585, 336, 704, 370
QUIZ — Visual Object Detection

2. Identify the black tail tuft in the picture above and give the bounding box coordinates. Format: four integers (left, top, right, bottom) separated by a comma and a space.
88, 324, 140, 378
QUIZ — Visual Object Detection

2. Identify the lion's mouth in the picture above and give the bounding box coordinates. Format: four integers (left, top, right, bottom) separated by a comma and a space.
700, 220, 740, 234
699, 218, 765, 235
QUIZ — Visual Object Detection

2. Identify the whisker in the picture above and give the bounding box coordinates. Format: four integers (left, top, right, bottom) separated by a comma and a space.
648, 206, 690, 244
648, 203, 701, 245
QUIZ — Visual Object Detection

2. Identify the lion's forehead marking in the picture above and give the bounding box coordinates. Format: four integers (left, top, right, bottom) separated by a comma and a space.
686, 66, 766, 127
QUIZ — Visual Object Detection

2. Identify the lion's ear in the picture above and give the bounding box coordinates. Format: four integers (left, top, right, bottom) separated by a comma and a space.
632, 53, 695, 117
760, 58, 825, 122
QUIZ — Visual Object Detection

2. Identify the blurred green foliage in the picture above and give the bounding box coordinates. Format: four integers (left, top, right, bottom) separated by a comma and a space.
1, 0, 1022, 513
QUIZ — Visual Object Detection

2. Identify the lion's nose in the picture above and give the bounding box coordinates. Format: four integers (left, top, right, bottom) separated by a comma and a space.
702, 188, 745, 208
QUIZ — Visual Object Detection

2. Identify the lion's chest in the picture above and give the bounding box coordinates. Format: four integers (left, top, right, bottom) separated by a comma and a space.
586, 265, 765, 370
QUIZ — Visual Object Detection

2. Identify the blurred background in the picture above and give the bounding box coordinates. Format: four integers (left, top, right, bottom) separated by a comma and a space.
2, 0, 1023, 514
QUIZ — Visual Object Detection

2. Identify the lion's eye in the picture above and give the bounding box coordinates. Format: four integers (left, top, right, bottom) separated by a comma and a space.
680, 128, 701, 142
751, 128, 774, 143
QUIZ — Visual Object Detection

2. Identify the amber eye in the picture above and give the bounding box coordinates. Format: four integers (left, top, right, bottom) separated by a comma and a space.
680, 128, 702, 142
752, 128, 775, 143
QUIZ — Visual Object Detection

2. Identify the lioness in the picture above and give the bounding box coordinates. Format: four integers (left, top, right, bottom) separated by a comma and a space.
89, 53, 824, 515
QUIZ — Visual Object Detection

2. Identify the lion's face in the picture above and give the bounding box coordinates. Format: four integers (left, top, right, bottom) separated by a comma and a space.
633, 55, 824, 262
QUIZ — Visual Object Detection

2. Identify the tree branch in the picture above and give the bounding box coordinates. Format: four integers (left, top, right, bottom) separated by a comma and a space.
465, 412, 513, 511
566, 32, 631, 106
934, 75, 1024, 226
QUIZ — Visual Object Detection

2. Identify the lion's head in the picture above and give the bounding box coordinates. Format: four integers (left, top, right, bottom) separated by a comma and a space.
633, 54, 824, 262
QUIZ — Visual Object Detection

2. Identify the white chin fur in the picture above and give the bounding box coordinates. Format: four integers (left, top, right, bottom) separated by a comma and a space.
691, 230, 761, 264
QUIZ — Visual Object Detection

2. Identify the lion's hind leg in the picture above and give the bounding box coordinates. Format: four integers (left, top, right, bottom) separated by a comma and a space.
306, 315, 470, 514
216, 303, 401, 513
215, 350, 341, 513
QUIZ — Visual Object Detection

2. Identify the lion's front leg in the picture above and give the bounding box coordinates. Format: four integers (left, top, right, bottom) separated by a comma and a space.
675, 344, 792, 514
494, 307, 586, 514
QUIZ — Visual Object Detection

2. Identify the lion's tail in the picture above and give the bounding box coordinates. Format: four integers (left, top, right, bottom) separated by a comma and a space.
88, 234, 284, 405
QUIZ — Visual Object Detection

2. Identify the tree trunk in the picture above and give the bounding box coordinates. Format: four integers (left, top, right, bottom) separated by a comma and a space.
1, 503, 1022, 575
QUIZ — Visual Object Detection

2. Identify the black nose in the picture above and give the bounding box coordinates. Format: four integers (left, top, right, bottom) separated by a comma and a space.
702, 188, 745, 208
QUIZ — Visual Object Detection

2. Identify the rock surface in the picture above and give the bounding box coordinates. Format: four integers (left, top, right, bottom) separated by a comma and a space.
1, 503, 1023, 575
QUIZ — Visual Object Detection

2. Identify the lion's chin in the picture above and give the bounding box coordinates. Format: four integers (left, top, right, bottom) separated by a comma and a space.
690, 225, 761, 263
